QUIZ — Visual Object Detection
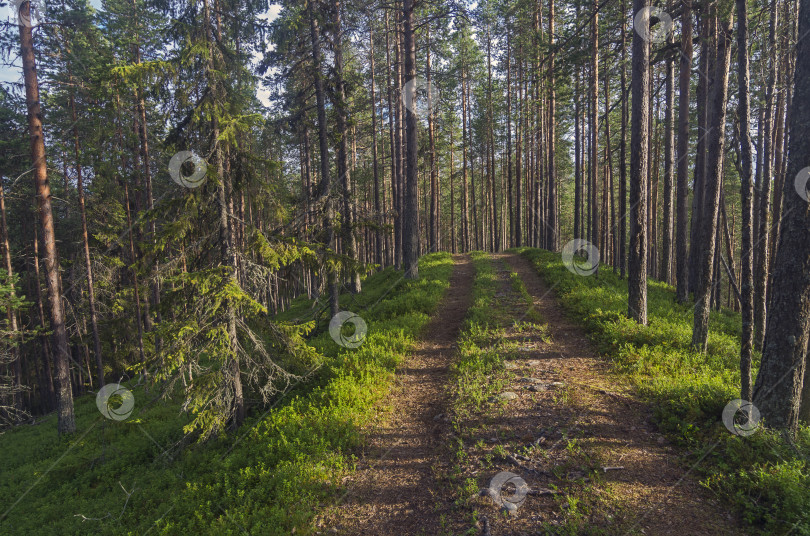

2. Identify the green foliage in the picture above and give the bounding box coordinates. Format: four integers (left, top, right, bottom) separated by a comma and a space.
517, 247, 810, 535
0, 253, 453, 535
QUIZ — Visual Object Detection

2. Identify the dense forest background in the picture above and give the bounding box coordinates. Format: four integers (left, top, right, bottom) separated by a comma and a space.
1, 0, 809, 447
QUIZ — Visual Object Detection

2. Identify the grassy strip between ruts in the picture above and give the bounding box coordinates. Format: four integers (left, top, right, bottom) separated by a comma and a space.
516, 246, 810, 535
0, 253, 454, 536
443, 252, 555, 534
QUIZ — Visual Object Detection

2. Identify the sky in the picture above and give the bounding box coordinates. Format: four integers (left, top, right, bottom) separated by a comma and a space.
0, 2, 281, 106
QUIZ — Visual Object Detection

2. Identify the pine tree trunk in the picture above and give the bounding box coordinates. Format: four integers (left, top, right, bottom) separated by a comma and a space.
308, 0, 339, 316
70, 91, 104, 389
402, 0, 419, 279
546, 0, 557, 251
333, 0, 361, 293
736, 0, 755, 401
619, 0, 628, 278
675, 0, 693, 301
661, 17, 675, 285
691, 13, 733, 351
0, 184, 22, 410
590, 0, 600, 264
753, 0, 810, 430
754, 0, 779, 352
20, 6, 76, 433
369, 23, 383, 267
628, 0, 650, 325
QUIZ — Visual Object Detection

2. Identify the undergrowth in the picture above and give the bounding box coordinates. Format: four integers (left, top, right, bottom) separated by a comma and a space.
517, 247, 810, 535
0, 253, 453, 535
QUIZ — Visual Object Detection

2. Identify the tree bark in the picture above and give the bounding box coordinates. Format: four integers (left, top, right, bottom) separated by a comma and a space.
675, 0, 693, 302
20, 4, 76, 432
691, 12, 733, 351
628, 0, 650, 325
754, 0, 779, 352
402, 0, 419, 278
736, 0, 755, 402
754, 0, 810, 431
308, 0, 339, 316
70, 91, 104, 389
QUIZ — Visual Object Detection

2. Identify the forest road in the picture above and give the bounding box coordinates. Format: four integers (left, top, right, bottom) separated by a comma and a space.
323, 254, 475, 536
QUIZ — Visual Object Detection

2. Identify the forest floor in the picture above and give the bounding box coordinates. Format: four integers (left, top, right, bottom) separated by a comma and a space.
320, 254, 476, 535
321, 252, 747, 536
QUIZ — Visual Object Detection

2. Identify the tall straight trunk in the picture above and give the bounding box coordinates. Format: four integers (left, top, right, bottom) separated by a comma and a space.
574, 66, 582, 241
628, 0, 650, 325
369, 22, 383, 267
427, 26, 439, 253
692, 13, 733, 351
395, 17, 405, 268
450, 115, 456, 253
308, 0, 339, 316
205, 0, 243, 426
688, 14, 713, 295
590, 0, 600, 263
486, 24, 498, 252
603, 70, 615, 270
753, 0, 810, 430
736, 0, 755, 402
70, 91, 104, 389
675, 0, 693, 301
0, 184, 21, 410
619, 0, 628, 277
755, 0, 779, 351
25, 215, 55, 411
115, 93, 147, 368
20, 4, 76, 432
402, 0, 419, 279
515, 54, 523, 248
384, 13, 398, 267
546, 0, 557, 251
461, 64, 470, 252
333, 0, 361, 293
506, 34, 514, 248
132, 51, 160, 353
661, 21, 675, 285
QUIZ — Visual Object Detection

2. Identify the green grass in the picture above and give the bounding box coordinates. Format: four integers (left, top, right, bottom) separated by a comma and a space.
0, 253, 454, 535
516, 247, 810, 535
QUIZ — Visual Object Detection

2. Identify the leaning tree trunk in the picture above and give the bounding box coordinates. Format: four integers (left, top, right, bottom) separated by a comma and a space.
754, 0, 810, 430
691, 12, 733, 352
20, 3, 75, 433
628, 0, 650, 325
